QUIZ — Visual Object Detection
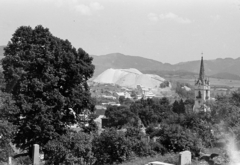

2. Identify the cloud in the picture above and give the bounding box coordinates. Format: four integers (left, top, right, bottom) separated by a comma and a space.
49, 0, 104, 15
159, 12, 191, 24
53, 0, 64, 7
75, 4, 91, 15
148, 13, 159, 22
74, 2, 104, 15
90, 2, 104, 10
210, 15, 220, 21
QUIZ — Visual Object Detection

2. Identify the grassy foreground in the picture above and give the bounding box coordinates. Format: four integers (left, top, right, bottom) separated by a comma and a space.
119, 153, 203, 165
119, 153, 179, 165
119, 146, 227, 165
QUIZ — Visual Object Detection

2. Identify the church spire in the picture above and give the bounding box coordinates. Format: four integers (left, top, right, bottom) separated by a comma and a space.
199, 56, 205, 83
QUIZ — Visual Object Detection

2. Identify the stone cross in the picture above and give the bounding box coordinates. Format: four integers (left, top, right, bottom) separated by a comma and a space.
179, 150, 191, 165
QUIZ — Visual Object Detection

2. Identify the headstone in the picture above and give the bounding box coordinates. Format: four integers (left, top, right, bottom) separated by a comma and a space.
179, 150, 191, 165
33, 144, 40, 165
8, 157, 12, 165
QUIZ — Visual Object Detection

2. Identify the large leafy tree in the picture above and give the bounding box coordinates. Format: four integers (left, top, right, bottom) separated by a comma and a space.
2, 25, 94, 153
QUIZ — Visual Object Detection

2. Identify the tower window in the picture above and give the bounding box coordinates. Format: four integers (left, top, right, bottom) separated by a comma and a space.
196, 91, 201, 98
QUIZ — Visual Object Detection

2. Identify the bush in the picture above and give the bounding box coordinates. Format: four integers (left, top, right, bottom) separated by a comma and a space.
146, 125, 156, 136
160, 81, 170, 88
44, 131, 93, 165
125, 127, 155, 157
156, 124, 200, 154
149, 141, 166, 155
131, 139, 154, 157
92, 128, 132, 165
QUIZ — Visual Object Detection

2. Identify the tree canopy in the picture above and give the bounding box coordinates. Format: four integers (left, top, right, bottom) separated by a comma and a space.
105, 106, 138, 128
2, 25, 95, 152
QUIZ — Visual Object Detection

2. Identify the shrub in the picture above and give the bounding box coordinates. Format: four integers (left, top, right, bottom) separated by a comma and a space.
44, 131, 93, 165
131, 139, 154, 157
125, 127, 155, 157
156, 124, 200, 154
92, 128, 132, 165
160, 81, 170, 88
149, 141, 166, 155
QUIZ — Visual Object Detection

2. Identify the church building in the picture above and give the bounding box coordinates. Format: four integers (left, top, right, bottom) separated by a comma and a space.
193, 57, 211, 112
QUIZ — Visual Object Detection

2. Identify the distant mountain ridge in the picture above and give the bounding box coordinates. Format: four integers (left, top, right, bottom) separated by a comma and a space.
92, 53, 174, 76
0, 47, 240, 80
91, 53, 240, 79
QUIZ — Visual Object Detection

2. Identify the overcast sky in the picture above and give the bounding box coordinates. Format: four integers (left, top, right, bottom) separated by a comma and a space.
1, 0, 240, 64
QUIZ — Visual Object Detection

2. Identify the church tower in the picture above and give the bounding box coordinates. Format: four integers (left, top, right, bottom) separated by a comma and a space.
193, 56, 210, 112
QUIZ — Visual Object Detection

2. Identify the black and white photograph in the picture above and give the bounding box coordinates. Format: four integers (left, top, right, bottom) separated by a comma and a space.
1, 0, 240, 165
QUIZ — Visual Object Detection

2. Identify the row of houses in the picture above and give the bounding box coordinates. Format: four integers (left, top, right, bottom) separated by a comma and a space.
100, 85, 157, 100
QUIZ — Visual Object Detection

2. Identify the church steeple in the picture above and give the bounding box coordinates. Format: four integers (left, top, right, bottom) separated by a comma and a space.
199, 56, 205, 83
193, 55, 211, 113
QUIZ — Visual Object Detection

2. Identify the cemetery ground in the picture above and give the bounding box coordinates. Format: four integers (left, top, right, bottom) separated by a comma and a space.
119, 153, 179, 165
119, 148, 226, 165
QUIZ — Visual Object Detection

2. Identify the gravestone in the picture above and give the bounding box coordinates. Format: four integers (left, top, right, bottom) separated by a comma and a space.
179, 150, 191, 165
8, 156, 12, 165
33, 144, 40, 165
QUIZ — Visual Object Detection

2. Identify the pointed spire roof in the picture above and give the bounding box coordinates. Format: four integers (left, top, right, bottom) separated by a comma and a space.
199, 56, 205, 83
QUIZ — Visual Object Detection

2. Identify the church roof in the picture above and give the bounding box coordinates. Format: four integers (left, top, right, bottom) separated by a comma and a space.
195, 56, 209, 85
199, 56, 205, 83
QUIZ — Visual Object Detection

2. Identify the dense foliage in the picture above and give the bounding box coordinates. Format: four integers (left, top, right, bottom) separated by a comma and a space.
102, 97, 216, 160
208, 91, 240, 140
0, 91, 15, 163
105, 106, 138, 128
44, 130, 93, 165
92, 128, 132, 165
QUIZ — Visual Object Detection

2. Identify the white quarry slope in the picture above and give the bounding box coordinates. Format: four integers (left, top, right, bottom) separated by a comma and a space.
93, 68, 142, 84
115, 73, 139, 88
93, 68, 129, 84
135, 74, 164, 89
93, 68, 168, 89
